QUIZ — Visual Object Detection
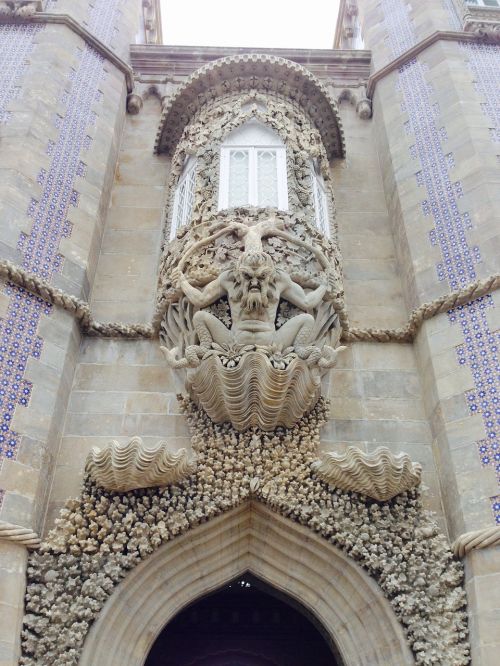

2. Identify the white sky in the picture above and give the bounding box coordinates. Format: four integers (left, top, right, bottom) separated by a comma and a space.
160, 0, 340, 50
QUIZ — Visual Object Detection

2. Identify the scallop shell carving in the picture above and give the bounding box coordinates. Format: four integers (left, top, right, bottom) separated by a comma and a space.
85, 437, 196, 492
186, 351, 321, 431
311, 446, 422, 501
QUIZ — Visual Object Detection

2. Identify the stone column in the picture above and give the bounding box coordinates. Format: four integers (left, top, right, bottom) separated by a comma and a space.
0, 1, 141, 663
356, 1, 500, 662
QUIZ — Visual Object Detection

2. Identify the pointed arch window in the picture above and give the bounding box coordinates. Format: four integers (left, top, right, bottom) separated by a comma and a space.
170, 155, 196, 240
218, 120, 288, 210
310, 160, 330, 238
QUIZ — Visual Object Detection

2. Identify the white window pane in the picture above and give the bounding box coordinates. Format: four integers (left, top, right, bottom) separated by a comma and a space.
181, 167, 196, 226
311, 163, 329, 238
228, 150, 249, 207
170, 159, 196, 239
257, 150, 279, 207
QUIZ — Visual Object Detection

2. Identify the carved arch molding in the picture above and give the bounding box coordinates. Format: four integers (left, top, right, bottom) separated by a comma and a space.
80, 503, 414, 666
154, 54, 346, 159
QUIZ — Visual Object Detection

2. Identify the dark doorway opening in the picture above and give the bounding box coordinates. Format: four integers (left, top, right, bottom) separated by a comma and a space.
145, 573, 340, 666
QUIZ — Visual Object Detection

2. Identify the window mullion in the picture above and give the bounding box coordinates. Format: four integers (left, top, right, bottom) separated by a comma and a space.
249, 148, 257, 205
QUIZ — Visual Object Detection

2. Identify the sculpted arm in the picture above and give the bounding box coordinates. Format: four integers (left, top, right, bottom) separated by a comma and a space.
176, 271, 226, 308
280, 271, 327, 310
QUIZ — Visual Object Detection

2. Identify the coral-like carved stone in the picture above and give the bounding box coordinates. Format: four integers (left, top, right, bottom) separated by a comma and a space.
312, 446, 422, 501
185, 351, 322, 431
85, 437, 196, 492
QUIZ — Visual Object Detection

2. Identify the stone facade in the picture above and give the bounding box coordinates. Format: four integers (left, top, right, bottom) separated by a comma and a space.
0, 0, 498, 664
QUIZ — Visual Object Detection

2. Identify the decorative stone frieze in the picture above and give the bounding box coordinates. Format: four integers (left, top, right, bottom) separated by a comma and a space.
21, 399, 470, 666
85, 437, 196, 492
464, 19, 500, 43
0, 0, 41, 18
312, 446, 422, 501
154, 54, 345, 159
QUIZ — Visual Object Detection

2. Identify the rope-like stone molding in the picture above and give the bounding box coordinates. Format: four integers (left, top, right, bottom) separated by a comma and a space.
1, 259, 498, 343
343, 273, 500, 343
453, 526, 500, 558
0, 12, 134, 92
0, 260, 154, 339
0, 519, 40, 549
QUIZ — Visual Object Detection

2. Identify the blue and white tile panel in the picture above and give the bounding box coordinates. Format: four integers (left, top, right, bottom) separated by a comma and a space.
0, 0, 122, 507
380, 0, 500, 524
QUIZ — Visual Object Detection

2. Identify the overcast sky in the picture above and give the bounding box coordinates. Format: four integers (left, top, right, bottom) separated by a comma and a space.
160, 0, 340, 49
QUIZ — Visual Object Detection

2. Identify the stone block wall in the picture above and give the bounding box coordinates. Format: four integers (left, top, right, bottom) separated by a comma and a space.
0, 1, 141, 663
356, 1, 500, 662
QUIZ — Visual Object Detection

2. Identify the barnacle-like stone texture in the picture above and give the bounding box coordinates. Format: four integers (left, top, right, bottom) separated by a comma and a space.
312, 446, 422, 501
21, 398, 469, 666
85, 437, 196, 492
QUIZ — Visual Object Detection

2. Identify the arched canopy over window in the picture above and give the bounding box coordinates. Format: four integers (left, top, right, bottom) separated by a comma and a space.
218, 120, 288, 211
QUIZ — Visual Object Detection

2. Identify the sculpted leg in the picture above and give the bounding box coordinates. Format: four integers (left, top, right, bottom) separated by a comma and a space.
275, 313, 315, 348
193, 310, 232, 347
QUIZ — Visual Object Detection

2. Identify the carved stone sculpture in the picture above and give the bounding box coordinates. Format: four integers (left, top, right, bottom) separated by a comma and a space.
85, 437, 196, 491
160, 218, 345, 430
312, 446, 422, 501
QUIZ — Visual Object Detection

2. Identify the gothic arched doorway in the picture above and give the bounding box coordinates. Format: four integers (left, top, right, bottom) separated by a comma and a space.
80, 503, 414, 665
144, 574, 340, 666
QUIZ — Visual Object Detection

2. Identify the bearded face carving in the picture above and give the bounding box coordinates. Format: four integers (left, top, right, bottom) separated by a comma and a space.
232, 252, 278, 313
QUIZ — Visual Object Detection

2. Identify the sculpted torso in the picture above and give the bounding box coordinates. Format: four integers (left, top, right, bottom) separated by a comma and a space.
174, 251, 328, 350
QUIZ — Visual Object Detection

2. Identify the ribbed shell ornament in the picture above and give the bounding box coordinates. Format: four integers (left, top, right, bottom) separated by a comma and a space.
85, 437, 196, 492
311, 446, 422, 501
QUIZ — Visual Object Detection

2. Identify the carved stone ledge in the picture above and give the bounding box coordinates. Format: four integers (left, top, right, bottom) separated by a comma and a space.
453, 526, 500, 558
0, 0, 41, 18
312, 446, 422, 501
464, 19, 500, 43
0, 11, 134, 93
0, 519, 40, 549
85, 437, 196, 492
